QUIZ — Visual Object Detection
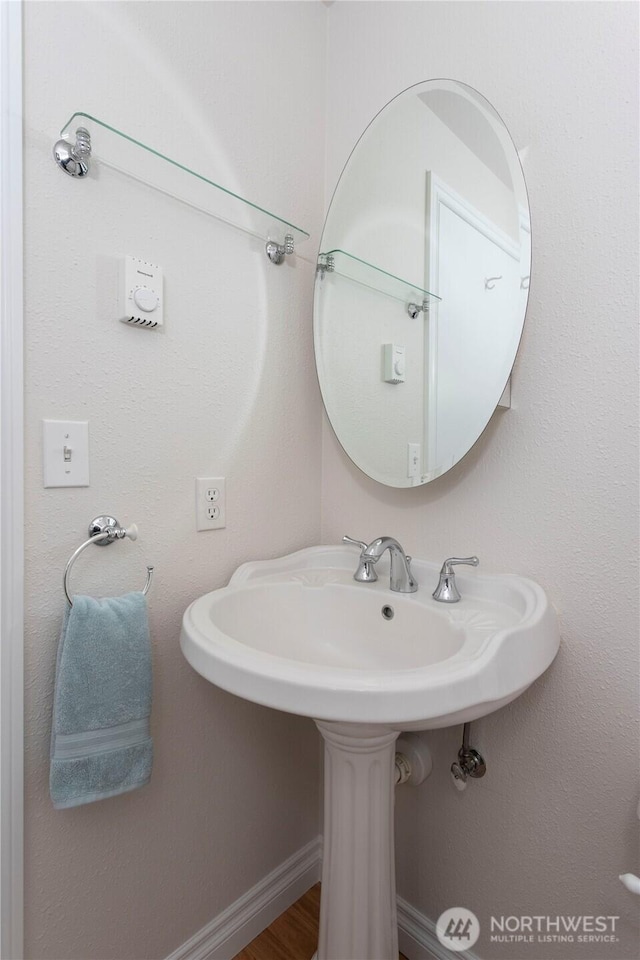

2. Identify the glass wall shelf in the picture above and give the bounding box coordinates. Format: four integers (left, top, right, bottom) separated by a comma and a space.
317, 249, 441, 306
57, 113, 310, 253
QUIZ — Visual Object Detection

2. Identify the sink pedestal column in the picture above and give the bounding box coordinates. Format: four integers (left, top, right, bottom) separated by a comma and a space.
315, 721, 400, 960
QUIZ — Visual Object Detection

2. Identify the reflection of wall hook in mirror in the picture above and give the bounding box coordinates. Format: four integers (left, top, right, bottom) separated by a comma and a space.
520, 275, 530, 290
484, 276, 502, 290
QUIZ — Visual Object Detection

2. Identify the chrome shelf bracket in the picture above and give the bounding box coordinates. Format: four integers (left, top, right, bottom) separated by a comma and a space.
316, 252, 335, 278
265, 234, 295, 265
407, 299, 430, 319
53, 126, 92, 178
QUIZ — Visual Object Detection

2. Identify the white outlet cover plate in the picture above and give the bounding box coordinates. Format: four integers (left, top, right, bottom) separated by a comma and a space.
43, 419, 89, 487
196, 477, 226, 530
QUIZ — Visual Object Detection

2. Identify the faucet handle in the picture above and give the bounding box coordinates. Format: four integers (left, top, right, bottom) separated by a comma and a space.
342, 535, 368, 552
441, 556, 479, 574
433, 556, 479, 603
342, 535, 378, 583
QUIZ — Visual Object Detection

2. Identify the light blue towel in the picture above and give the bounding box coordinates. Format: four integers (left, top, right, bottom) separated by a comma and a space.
50, 592, 153, 809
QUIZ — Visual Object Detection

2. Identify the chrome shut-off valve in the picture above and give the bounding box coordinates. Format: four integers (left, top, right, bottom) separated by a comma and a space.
451, 722, 486, 788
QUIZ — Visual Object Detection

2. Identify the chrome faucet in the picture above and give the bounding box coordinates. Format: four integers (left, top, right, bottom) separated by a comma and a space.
343, 535, 418, 593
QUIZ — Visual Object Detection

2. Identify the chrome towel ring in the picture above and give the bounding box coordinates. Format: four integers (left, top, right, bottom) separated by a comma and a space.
63, 515, 154, 607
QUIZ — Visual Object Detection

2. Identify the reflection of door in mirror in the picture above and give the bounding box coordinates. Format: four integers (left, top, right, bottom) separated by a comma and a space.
425, 173, 522, 477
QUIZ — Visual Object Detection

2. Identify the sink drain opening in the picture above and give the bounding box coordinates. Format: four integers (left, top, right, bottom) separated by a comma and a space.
381, 605, 394, 620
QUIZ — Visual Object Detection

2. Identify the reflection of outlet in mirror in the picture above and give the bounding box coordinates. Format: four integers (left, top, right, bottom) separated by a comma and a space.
407, 443, 421, 479
196, 477, 226, 530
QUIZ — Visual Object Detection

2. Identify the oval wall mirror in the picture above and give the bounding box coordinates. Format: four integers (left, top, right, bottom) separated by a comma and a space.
314, 79, 530, 487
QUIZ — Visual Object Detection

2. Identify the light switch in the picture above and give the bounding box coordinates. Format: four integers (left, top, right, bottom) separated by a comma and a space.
43, 420, 89, 487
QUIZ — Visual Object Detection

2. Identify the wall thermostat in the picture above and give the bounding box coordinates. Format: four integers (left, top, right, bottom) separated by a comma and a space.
382, 343, 406, 383
120, 256, 163, 329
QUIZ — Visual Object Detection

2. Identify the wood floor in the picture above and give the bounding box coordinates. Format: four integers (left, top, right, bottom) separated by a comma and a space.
233, 884, 408, 960
233, 884, 320, 960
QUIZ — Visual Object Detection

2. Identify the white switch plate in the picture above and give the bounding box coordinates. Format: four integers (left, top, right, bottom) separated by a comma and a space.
43, 420, 90, 487
195, 477, 226, 530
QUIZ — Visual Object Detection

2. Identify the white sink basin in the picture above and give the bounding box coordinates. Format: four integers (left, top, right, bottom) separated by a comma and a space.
180, 545, 559, 729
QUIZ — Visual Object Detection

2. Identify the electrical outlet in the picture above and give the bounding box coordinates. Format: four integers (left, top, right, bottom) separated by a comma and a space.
196, 477, 226, 530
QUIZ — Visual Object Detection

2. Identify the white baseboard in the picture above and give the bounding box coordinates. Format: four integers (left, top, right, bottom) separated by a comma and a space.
398, 896, 481, 960
166, 836, 322, 960
166, 839, 481, 960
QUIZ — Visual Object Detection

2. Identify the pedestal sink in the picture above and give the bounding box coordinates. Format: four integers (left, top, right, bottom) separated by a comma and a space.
180, 545, 559, 960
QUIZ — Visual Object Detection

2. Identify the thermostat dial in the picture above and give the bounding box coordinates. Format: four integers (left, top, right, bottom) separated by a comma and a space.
133, 287, 158, 312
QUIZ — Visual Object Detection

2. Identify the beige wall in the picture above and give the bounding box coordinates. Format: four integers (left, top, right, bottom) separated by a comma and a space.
322, 3, 639, 959
23, 3, 324, 958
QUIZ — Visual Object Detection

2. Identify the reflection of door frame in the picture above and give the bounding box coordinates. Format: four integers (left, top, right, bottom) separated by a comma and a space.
424, 171, 519, 473
0, 2, 24, 957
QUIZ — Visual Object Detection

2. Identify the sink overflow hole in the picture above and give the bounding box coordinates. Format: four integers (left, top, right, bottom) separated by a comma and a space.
381, 605, 395, 620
